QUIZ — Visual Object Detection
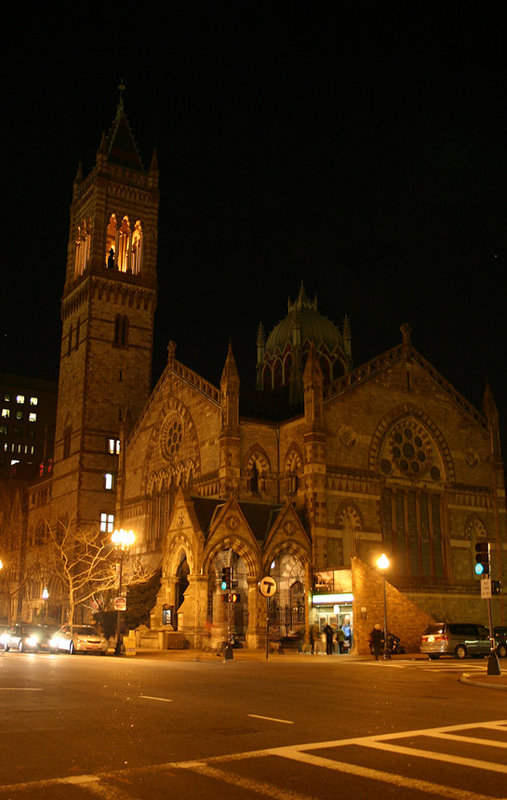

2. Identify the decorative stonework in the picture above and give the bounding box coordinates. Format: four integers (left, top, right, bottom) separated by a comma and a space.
369, 404, 454, 484
284, 521, 294, 535
161, 413, 184, 461
142, 397, 201, 493
226, 515, 239, 530
338, 423, 356, 448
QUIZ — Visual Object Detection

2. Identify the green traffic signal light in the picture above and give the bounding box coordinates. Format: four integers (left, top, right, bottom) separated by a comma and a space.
475, 541, 490, 576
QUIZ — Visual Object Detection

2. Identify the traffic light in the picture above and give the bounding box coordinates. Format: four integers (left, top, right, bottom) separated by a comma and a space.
221, 567, 231, 591
492, 580, 502, 595
475, 542, 490, 575
230, 592, 240, 603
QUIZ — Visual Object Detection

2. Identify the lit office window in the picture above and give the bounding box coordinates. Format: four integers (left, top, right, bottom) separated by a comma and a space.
100, 513, 115, 533
105, 473, 114, 490
107, 438, 120, 455
29, 413, 37, 423
29, 397, 38, 406
16, 395, 25, 404
0, 426, 7, 436
3, 394, 11, 402
2, 409, 10, 418
16, 411, 23, 420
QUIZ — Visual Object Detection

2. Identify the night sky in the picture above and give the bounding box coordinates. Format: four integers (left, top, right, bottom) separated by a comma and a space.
2, 3, 506, 445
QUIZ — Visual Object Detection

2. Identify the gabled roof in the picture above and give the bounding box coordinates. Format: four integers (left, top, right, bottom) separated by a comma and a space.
323, 329, 487, 431
106, 85, 145, 173
191, 496, 285, 543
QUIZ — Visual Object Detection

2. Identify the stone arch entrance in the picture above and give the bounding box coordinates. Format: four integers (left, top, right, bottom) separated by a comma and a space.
267, 551, 306, 637
208, 548, 249, 644
175, 553, 189, 629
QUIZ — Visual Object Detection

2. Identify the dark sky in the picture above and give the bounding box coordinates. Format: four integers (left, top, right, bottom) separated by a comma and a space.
2, 3, 506, 444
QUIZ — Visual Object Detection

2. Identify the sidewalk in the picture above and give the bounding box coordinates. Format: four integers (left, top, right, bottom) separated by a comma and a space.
130, 647, 507, 688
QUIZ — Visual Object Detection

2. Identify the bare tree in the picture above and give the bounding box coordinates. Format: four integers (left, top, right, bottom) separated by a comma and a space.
40, 518, 147, 627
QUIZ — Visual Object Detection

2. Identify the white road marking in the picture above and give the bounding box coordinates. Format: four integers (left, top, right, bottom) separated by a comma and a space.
249, 713, 294, 724
139, 694, 173, 702
361, 740, 507, 775
179, 761, 316, 800
271, 748, 494, 800
0, 719, 505, 797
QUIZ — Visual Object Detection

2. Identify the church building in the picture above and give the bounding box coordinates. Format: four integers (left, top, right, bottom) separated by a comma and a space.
3, 94, 506, 653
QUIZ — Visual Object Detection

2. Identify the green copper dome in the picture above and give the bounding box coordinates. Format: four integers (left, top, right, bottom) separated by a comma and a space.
265, 283, 343, 355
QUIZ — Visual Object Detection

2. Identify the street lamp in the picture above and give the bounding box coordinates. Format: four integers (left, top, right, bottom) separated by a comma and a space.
42, 587, 49, 622
377, 553, 390, 660
111, 528, 135, 656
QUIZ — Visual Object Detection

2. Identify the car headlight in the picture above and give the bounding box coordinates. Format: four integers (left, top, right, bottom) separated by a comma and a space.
26, 636, 39, 647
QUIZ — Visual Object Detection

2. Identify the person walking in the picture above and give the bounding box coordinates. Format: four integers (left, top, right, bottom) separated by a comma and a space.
370, 623, 384, 660
310, 621, 320, 655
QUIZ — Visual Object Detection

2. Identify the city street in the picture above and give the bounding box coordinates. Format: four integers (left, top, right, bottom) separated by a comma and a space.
0, 650, 505, 799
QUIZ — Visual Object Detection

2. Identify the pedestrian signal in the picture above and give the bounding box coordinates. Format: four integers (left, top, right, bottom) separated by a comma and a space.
230, 592, 240, 603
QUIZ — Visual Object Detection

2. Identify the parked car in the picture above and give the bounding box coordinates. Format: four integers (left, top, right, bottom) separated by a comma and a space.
0, 625, 11, 650
420, 622, 491, 660
495, 626, 507, 658
4, 623, 56, 653
49, 625, 108, 655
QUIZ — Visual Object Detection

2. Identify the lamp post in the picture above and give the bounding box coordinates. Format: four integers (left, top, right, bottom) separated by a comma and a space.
42, 587, 49, 622
111, 528, 135, 656
377, 553, 390, 660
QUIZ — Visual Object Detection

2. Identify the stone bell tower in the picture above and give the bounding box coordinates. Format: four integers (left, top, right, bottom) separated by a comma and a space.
51, 87, 159, 531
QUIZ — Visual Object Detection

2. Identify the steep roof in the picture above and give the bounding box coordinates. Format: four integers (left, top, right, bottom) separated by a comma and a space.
106, 84, 145, 173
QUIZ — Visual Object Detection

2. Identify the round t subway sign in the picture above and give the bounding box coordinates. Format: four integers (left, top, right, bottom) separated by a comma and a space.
258, 576, 277, 597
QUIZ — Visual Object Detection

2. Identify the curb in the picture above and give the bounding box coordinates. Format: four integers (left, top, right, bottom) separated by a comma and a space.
459, 673, 507, 691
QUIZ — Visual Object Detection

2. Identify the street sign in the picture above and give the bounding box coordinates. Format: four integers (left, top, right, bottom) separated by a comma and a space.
114, 595, 127, 610
258, 576, 277, 597
481, 577, 492, 599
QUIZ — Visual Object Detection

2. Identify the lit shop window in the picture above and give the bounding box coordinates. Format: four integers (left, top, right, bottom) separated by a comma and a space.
29, 413, 37, 423
16, 395, 25, 404
105, 473, 114, 490
10, 459, 19, 466
29, 397, 38, 406
107, 438, 120, 455
100, 513, 115, 533
2, 409, 10, 418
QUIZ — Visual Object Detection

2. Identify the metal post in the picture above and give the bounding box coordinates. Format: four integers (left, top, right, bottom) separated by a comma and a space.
266, 595, 270, 660
115, 554, 123, 656
382, 574, 390, 659
487, 595, 501, 675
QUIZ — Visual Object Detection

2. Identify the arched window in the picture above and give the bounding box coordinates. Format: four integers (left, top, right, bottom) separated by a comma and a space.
262, 365, 272, 391
63, 425, 71, 459
130, 220, 143, 274
74, 219, 91, 278
117, 216, 131, 272
113, 315, 129, 348
106, 214, 117, 268
273, 359, 283, 389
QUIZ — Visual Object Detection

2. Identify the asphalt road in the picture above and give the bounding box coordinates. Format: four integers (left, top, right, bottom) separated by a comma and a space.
0, 651, 505, 799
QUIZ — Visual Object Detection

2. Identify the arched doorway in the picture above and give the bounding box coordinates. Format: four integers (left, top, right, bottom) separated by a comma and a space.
268, 552, 306, 637
174, 554, 189, 630
208, 549, 249, 644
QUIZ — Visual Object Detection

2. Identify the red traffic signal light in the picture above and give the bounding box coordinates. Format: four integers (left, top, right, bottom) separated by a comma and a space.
475, 541, 490, 575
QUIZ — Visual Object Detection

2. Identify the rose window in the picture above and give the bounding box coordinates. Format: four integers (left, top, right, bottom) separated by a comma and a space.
380, 420, 440, 482
161, 413, 185, 461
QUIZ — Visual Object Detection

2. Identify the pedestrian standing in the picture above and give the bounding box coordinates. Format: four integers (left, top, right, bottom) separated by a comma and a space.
323, 622, 334, 655
370, 623, 383, 660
